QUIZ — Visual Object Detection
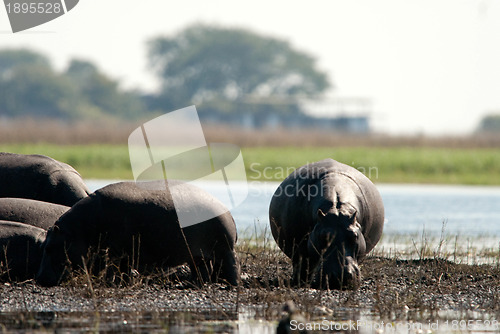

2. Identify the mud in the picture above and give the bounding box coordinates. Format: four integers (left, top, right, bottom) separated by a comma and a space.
0, 247, 499, 332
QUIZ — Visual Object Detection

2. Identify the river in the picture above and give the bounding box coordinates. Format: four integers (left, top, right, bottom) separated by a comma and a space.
87, 180, 500, 248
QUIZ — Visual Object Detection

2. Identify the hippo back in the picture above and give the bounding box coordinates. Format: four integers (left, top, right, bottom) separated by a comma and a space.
0, 152, 90, 206
97, 181, 237, 258
0, 220, 46, 281
0, 198, 69, 230
37, 180, 239, 286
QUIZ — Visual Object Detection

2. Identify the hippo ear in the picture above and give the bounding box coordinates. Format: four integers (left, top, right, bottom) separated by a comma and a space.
349, 211, 357, 224
49, 225, 60, 234
49, 225, 71, 238
317, 208, 327, 219
340, 203, 357, 224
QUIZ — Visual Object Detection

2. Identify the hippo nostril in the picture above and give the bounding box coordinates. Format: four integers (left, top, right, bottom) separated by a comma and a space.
341, 261, 361, 289
346, 263, 360, 279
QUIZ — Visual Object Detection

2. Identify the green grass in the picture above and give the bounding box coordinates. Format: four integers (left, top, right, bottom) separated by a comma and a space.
242, 146, 500, 185
0, 144, 133, 180
1, 144, 500, 185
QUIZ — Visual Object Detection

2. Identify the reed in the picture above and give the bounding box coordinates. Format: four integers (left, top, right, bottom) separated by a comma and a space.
1, 118, 500, 148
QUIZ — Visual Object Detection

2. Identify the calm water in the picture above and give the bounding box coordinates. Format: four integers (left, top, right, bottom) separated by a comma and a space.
4, 309, 498, 333
87, 180, 500, 238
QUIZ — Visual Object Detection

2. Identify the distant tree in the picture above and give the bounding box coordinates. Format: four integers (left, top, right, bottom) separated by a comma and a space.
477, 114, 500, 133
0, 64, 81, 119
0, 49, 146, 121
147, 24, 330, 111
0, 49, 51, 78
65, 59, 146, 119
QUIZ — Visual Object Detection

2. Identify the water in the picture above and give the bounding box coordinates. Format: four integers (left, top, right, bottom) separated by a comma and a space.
380, 184, 500, 237
87, 180, 500, 239
3, 308, 499, 333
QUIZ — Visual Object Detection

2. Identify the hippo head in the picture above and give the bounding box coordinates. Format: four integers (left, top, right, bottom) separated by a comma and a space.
307, 206, 366, 290
36, 225, 88, 287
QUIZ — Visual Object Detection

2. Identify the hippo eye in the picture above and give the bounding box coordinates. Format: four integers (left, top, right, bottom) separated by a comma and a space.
346, 223, 360, 241
346, 229, 358, 241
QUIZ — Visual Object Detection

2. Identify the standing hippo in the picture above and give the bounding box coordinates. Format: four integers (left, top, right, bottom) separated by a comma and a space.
269, 159, 384, 289
0, 152, 90, 206
0, 198, 69, 230
36, 181, 239, 287
0, 220, 46, 282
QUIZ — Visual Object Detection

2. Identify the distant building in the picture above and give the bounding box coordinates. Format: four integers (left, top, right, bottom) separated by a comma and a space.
198, 97, 373, 134
301, 97, 372, 134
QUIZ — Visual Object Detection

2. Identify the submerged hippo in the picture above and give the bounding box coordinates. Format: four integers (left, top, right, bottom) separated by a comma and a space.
0, 198, 69, 230
36, 181, 239, 287
269, 159, 384, 289
0, 220, 46, 281
0, 152, 90, 206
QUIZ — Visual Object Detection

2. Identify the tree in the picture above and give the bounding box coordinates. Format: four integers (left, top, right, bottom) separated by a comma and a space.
0, 63, 81, 119
477, 114, 500, 133
65, 59, 145, 119
0, 49, 51, 79
0, 49, 146, 121
147, 24, 330, 111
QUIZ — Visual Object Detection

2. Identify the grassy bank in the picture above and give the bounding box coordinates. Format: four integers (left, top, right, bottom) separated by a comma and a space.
243, 146, 500, 185
1, 144, 500, 185
0, 144, 133, 179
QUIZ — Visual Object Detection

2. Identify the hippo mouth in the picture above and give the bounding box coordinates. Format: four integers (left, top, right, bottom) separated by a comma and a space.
312, 257, 361, 290
36, 265, 69, 287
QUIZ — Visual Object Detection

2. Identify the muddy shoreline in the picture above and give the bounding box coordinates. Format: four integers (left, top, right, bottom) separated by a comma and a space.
1, 251, 499, 320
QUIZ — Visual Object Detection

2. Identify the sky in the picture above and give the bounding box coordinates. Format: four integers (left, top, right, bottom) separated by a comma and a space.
1, 0, 500, 135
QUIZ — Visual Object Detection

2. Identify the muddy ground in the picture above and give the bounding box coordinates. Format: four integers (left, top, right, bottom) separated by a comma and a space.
0, 246, 499, 331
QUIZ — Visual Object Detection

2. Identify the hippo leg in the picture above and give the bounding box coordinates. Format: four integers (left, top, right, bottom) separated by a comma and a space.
288, 236, 319, 287
189, 249, 239, 286
189, 255, 214, 285
214, 249, 239, 286
292, 254, 318, 287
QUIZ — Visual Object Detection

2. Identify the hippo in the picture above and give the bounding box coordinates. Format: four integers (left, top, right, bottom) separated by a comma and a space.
269, 158, 384, 289
36, 180, 239, 287
0, 152, 90, 206
0, 220, 46, 282
0, 198, 69, 230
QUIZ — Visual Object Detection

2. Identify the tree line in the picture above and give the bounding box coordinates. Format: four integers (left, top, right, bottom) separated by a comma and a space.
0, 24, 329, 123
0, 24, 498, 133
0, 49, 146, 120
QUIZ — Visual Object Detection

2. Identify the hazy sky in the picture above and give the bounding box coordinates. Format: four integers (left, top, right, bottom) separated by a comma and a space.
1, 0, 500, 135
